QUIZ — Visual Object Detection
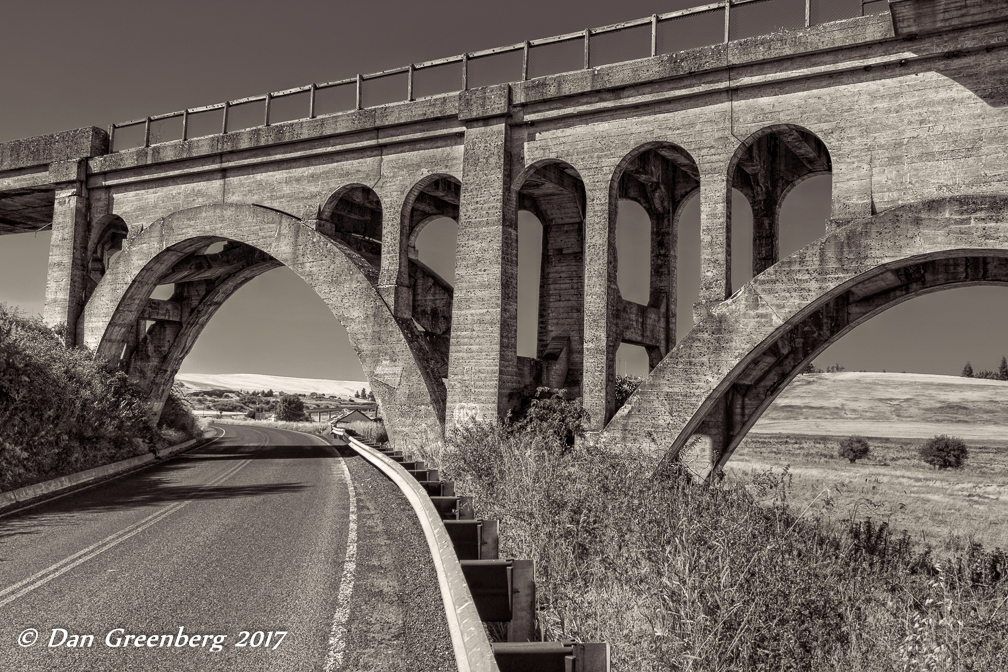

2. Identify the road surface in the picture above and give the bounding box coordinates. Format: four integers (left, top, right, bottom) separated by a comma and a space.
0, 423, 452, 671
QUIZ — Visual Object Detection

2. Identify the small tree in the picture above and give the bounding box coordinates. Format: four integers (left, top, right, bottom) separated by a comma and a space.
614, 374, 642, 412
264, 388, 274, 397
962, 361, 974, 378
919, 434, 969, 470
367, 390, 375, 401
354, 390, 360, 398
838, 436, 870, 464
999, 356, 1008, 381
276, 393, 306, 421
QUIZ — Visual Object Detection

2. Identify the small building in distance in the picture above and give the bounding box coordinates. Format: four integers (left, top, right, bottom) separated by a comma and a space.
331, 409, 374, 427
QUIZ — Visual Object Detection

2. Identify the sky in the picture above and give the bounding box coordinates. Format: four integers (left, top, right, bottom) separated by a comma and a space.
2, 0, 1006, 383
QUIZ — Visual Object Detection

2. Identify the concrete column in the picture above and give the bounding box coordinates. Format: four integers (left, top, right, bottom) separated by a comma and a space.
695, 167, 732, 321
43, 171, 89, 347
445, 119, 516, 430
581, 181, 618, 430
378, 203, 412, 318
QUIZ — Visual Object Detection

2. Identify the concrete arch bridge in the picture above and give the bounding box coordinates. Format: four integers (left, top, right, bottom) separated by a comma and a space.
1, 0, 1006, 472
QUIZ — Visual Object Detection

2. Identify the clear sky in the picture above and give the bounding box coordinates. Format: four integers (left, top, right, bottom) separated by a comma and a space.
1, 0, 1006, 382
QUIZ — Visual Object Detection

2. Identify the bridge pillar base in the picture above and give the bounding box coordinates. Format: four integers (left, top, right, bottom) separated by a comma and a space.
43, 180, 89, 347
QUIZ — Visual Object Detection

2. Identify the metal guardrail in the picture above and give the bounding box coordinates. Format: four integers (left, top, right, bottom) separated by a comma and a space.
335, 429, 610, 671
108, 0, 890, 152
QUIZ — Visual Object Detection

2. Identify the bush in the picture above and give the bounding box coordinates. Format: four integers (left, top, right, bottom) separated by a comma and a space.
614, 375, 642, 413
0, 304, 159, 491
510, 387, 587, 450
838, 435, 870, 463
276, 393, 306, 421
158, 386, 201, 440
919, 434, 969, 470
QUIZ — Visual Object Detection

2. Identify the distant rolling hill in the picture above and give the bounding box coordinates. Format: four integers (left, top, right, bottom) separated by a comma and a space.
751, 372, 1008, 441
175, 373, 369, 398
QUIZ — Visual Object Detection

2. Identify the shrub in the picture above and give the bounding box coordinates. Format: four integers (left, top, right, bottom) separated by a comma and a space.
919, 434, 969, 470
158, 386, 201, 440
838, 435, 870, 463
276, 393, 306, 421
342, 419, 387, 444
510, 387, 588, 450
0, 304, 158, 491
614, 375, 642, 412
962, 361, 974, 377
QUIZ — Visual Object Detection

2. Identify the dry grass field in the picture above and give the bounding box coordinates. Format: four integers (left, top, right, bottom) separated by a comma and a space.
729, 372, 1008, 551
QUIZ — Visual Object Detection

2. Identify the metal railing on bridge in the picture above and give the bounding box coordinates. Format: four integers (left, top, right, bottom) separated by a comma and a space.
108, 0, 890, 152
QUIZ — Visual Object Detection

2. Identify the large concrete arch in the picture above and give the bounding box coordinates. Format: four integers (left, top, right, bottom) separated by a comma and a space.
601, 196, 1008, 477
82, 203, 447, 450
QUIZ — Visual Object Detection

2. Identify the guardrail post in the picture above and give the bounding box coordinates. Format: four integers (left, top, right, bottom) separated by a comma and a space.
107, 124, 115, 151
571, 643, 610, 672
222, 101, 230, 134
522, 42, 530, 80
462, 53, 469, 90
182, 110, 189, 140
507, 559, 536, 642
143, 117, 151, 147
584, 29, 591, 69
651, 14, 658, 56
264, 93, 272, 126
407, 64, 415, 101
356, 74, 363, 109
309, 83, 317, 118
806, 0, 811, 27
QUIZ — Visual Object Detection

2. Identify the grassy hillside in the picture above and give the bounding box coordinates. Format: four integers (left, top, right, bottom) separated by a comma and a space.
175, 372, 369, 397
0, 305, 201, 492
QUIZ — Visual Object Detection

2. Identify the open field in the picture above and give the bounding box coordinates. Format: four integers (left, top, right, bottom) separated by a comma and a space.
731, 372, 1008, 551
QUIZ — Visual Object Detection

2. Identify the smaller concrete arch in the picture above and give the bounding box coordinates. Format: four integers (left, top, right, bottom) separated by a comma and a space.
401, 174, 461, 257
398, 173, 462, 382
317, 183, 384, 272
511, 159, 588, 402
86, 214, 129, 282
726, 124, 832, 282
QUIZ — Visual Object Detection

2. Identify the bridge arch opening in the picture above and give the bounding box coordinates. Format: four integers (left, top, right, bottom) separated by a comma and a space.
514, 159, 587, 397
697, 252, 1008, 476
401, 174, 461, 382
84, 204, 448, 449
318, 184, 384, 272
607, 142, 701, 417
727, 125, 832, 288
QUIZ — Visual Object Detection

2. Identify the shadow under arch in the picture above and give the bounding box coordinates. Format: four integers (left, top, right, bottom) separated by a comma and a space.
82, 203, 447, 450
727, 124, 832, 287
601, 195, 1008, 479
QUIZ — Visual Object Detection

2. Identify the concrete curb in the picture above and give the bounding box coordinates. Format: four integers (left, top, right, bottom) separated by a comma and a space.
0, 432, 219, 515
334, 429, 499, 672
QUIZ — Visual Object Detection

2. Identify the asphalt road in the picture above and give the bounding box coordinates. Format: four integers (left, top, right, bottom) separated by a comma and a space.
0, 423, 453, 672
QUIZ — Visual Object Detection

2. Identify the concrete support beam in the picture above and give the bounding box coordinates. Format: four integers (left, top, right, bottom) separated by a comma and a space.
696, 167, 731, 316
43, 179, 88, 346
581, 176, 617, 430
446, 120, 515, 428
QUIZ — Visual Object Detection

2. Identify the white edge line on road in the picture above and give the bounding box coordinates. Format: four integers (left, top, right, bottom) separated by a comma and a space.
324, 457, 358, 672
0, 458, 251, 608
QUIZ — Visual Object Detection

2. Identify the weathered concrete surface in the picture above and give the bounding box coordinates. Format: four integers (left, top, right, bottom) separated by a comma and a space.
82, 204, 447, 451
1, 1, 1006, 454
601, 196, 1008, 475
